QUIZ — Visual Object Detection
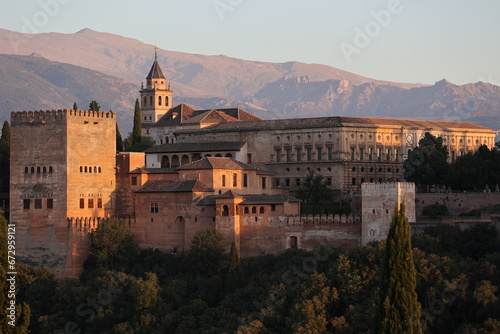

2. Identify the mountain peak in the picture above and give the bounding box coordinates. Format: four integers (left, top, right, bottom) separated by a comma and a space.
76, 28, 95, 34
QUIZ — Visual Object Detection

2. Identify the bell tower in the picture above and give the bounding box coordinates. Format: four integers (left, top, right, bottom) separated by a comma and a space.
140, 48, 173, 124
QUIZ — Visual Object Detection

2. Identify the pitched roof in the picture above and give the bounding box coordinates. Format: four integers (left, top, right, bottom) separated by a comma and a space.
240, 194, 301, 204
144, 141, 246, 154
129, 167, 177, 174
183, 110, 241, 124
176, 116, 495, 133
154, 104, 197, 126
178, 157, 258, 171
218, 190, 242, 198
146, 60, 166, 79
135, 179, 214, 193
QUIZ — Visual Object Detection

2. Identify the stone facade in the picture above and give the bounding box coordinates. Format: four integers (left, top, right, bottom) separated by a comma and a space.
10, 109, 116, 277
361, 182, 416, 244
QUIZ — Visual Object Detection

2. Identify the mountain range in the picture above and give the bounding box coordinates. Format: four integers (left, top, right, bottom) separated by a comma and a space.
1, 28, 499, 135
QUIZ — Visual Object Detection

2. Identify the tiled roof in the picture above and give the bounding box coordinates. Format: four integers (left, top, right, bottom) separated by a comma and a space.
135, 179, 214, 193
144, 141, 246, 154
218, 190, 242, 198
178, 157, 258, 171
183, 110, 241, 124
194, 108, 262, 121
196, 193, 300, 206
129, 167, 177, 174
177, 116, 495, 133
240, 194, 301, 204
154, 104, 197, 126
146, 60, 166, 79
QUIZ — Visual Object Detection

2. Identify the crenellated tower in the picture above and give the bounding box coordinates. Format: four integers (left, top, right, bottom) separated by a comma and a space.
139, 51, 173, 125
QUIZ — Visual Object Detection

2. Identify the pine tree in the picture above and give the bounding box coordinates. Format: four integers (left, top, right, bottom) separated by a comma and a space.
89, 100, 100, 111
0, 121, 11, 193
373, 203, 422, 334
116, 124, 124, 152
73, 102, 78, 111
132, 98, 142, 145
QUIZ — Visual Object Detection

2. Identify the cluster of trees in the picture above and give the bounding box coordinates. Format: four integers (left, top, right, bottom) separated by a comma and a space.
404, 133, 500, 191
2, 212, 499, 333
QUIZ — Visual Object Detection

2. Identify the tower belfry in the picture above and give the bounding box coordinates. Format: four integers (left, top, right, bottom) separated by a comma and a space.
140, 50, 173, 124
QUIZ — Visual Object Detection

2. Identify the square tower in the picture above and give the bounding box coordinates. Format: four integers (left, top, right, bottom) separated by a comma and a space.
10, 109, 116, 277
361, 182, 415, 245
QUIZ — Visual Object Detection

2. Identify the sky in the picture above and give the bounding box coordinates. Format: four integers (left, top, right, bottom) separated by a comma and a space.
0, 0, 499, 86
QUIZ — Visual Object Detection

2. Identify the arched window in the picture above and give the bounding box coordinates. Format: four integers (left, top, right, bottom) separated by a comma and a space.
80, 166, 83, 172
43, 166, 47, 173
259, 207, 265, 214
31, 167, 35, 173
244, 207, 249, 214
171, 155, 180, 167
84, 166, 88, 173
222, 205, 229, 216
225, 153, 233, 158
161, 155, 170, 168
181, 155, 190, 166
37, 167, 41, 173
94, 166, 97, 173
89, 166, 92, 173
150, 96, 153, 105
144, 96, 147, 106
165, 96, 169, 106
49, 166, 53, 173
25, 167, 28, 174
158, 96, 162, 106
252, 207, 257, 214
290, 236, 298, 249
98, 167, 101, 173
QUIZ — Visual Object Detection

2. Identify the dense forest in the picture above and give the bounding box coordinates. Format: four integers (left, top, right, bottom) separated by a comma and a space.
1, 214, 499, 334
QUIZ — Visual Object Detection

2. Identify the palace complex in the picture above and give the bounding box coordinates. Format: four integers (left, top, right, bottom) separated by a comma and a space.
10, 57, 497, 277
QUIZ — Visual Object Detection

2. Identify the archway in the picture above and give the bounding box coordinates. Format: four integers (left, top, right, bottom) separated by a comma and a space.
161, 155, 170, 168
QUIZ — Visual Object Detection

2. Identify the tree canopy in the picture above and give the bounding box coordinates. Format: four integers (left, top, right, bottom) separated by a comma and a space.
295, 170, 334, 204
88, 100, 100, 112
403, 133, 449, 186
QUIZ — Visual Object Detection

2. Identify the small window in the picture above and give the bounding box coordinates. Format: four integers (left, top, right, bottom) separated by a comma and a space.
88, 198, 94, 209
252, 207, 257, 214
24, 167, 28, 173
259, 207, 265, 214
296, 178, 301, 186
222, 175, 226, 187
165, 96, 169, 105
158, 96, 162, 106
89, 166, 92, 173
47, 198, 53, 209
94, 166, 97, 173
79, 198, 85, 209
243, 173, 248, 187
290, 236, 298, 249
84, 166, 88, 173
31, 167, 35, 173
144, 96, 147, 106
150, 96, 153, 105
37, 167, 41, 173
271, 204, 276, 211
262, 177, 267, 189
352, 178, 356, 185
97, 198, 102, 208
98, 167, 101, 173
233, 173, 237, 187
151, 202, 159, 213
285, 178, 290, 187
43, 166, 47, 173
131, 176, 137, 186
23, 199, 30, 210
222, 205, 229, 216
244, 207, 249, 214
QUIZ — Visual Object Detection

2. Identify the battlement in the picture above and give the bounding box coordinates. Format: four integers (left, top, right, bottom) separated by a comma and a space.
361, 182, 415, 193
11, 109, 114, 125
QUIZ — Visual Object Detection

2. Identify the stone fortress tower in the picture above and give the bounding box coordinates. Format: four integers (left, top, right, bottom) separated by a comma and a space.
361, 182, 416, 245
10, 109, 116, 277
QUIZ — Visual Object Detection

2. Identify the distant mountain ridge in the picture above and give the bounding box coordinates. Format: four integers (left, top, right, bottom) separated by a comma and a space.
0, 28, 499, 135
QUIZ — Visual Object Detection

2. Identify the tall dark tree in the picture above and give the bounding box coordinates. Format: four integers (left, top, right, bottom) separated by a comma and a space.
89, 100, 100, 112
374, 203, 422, 334
227, 241, 242, 291
403, 132, 448, 186
132, 98, 142, 145
0, 121, 11, 193
72, 102, 78, 111
116, 123, 124, 152
294, 170, 334, 204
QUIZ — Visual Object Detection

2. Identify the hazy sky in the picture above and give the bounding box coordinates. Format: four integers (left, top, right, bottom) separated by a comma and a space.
1, 0, 499, 85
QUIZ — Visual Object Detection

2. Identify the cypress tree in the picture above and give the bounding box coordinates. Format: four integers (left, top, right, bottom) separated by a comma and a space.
227, 241, 242, 291
116, 124, 124, 152
73, 102, 78, 111
373, 203, 422, 334
132, 98, 142, 145
0, 121, 11, 193
89, 100, 100, 111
